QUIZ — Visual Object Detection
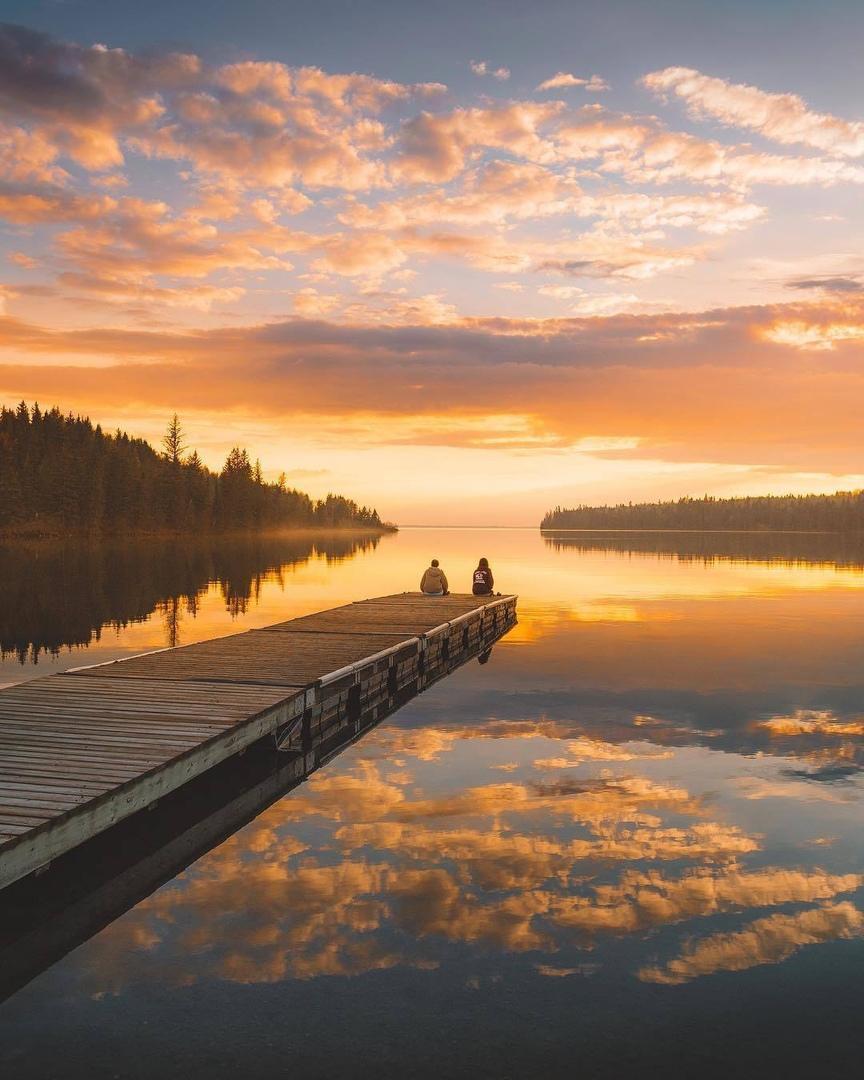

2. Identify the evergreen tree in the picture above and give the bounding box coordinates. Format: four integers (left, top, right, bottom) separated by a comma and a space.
0, 403, 390, 536
541, 493, 864, 533
162, 414, 187, 464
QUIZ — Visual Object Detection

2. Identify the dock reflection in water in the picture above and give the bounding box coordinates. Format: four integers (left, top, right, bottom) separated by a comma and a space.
2, 526, 864, 1078
0, 613, 515, 1003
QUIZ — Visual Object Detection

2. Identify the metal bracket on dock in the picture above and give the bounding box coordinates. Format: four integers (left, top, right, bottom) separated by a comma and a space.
274, 687, 316, 753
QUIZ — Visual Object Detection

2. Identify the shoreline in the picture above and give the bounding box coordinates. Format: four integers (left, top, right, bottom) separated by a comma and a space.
539, 527, 859, 535
0, 524, 398, 544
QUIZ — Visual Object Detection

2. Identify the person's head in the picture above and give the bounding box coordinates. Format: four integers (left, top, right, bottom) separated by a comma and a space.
431, 558, 439, 567
478, 557, 489, 569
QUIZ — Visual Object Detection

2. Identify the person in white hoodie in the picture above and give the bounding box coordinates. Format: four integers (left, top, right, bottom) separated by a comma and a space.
420, 559, 449, 596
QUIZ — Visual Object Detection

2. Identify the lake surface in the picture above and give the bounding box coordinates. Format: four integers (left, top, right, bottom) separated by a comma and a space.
2, 527, 864, 1077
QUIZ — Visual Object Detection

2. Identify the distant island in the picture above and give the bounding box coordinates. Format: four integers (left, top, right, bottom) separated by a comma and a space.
0, 402, 395, 538
541, 492, 864, 533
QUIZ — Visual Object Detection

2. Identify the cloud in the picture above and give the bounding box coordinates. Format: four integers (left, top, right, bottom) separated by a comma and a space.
395, 98, 864, 191
0, 22, 197, 168
786, 276, 864, 294
7, 250, 37, 269
56, 273, 245, 312
539, 285, 584, 299
5, 293, 864, 466
638, 902, 864, 984
536, 73, 609, 92
4, 24, 864, 337
0, 120, 69, 185
342, 160, 763, 235
535, 963, 599, 977
394, 101, 564, 182
50, 197, 304, 285
553, 866, 862, 936
590, 122, 864, 189
469, 60, 510, 81
760, 317, 864, 350
0, 182, 115, 224
2, 23, 864, 483
0, 21, 444, 189
340, 290, 459, 325
291, 287, 341, 317
533, 737, 672, 768
643, 66, 864, 157
757, 711, 864, 737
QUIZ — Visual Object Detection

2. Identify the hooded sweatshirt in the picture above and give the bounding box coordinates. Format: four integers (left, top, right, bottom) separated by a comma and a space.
472, 565, 494, 595
420, 566, 448, 594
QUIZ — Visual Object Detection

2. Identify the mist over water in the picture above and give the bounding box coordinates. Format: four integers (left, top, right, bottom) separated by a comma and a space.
2, 527, 864, 1076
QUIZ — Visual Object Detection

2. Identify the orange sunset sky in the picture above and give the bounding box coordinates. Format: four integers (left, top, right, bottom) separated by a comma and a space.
2, 1, 864, 524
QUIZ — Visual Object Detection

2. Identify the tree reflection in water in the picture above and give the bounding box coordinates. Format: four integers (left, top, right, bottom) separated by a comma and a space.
0, 532, 383, 663
542, 529, 864, 568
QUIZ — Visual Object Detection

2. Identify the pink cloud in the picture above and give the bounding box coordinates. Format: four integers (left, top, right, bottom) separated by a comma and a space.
394, 102, 564, 182
643, 66, 864, 157
342, 161, 763, 235
536, 73, 609, 92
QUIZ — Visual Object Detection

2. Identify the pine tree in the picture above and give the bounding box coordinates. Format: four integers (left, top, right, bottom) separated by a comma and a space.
162, 414, 187, 464
1, 404, 388, 535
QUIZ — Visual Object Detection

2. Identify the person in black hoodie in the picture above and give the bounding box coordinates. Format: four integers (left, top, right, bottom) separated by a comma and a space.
472, 557, 494, 596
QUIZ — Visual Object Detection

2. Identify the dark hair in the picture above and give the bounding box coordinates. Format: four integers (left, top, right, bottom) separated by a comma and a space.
431, 558, 439, 567
478, 557, 489, 568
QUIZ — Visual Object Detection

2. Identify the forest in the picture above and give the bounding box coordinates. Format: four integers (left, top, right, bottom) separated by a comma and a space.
541, 492, 864, 533
0, 403, 391, 536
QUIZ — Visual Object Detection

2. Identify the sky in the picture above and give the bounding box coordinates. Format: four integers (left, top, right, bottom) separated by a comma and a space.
2, 0, 864, 524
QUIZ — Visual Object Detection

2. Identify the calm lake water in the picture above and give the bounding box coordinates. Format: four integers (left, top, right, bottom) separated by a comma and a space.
2, 527, 864, 1077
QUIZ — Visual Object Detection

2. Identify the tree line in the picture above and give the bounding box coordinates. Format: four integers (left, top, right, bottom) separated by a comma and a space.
541, 492, 864, 533
0, 403, 390, 535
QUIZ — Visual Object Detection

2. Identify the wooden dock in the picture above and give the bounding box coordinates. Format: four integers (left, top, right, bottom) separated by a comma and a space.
0, 592, 517, 891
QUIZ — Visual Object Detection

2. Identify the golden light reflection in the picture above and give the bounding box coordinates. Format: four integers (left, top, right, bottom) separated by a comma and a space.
60, 686, 864, 1005
67, 752, 778, 993
532, 738, 674, 768
733, 778, 857, 804
638, 902, 864, 985
373, 723, 681, 765
758, 711, 864, 737
22, 524, 864, 997
535, 963, 599, 978
550, 868, 862, 935
11, 526, 864, 691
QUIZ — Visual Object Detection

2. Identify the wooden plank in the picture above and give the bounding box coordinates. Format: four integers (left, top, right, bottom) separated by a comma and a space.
0, 793, 87, 812
8, 674, 294, 703
0, 808, 60, 825
0, 726, 202, 748
0, 713, 239, 733
0, 592, 516, 889
0, 779, 116, 797
0, 745, 179, 767
0, 715, 226, 737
